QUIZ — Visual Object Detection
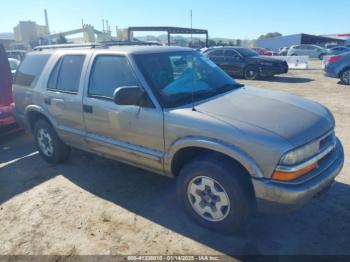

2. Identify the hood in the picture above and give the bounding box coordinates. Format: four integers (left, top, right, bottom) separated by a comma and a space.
0, 44, 13, 106
196, 86, 334, 147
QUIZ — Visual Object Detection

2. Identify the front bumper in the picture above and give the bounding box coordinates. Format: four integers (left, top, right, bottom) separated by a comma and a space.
0, 116, 21, 136
252, 138, 344, 212
259, 63, 288, 76
0, 106, 22, 136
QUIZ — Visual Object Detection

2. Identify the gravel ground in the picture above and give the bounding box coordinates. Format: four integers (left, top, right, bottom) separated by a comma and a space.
0, 60, 349, 258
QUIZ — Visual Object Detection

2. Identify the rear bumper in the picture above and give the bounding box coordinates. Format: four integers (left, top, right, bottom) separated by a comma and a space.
252, 138, 344, 212
324, 71, 338, 78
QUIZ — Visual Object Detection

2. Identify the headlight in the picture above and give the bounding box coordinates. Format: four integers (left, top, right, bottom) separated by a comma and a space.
280, 140, 319, 165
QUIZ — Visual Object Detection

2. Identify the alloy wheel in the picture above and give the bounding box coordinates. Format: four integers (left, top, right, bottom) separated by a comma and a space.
342, 70, 350, 85
37, 128, 54, 157
187, 176, 230, 222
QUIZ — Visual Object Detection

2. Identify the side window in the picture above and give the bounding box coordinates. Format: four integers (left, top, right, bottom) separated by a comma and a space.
225, 50, 240, 58
88, 55, 139, 99
208, 49, 224, 56
47, 58, 61, 90
47, 55, 85, 93
14, 54, 51, 88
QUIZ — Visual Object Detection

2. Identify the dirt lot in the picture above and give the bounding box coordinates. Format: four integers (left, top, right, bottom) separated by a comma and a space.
0, 60, 349, 257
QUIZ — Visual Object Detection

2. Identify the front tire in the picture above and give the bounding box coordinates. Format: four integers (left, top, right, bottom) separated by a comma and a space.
34, 119, 70, 164
177, 158, 254, 233
340, 68, 350, 85
243, 65, 259, 80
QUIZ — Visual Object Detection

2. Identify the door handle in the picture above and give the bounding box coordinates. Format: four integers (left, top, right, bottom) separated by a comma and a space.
44, 97, 51, 105
83, 104, 93, 113
52, 98, 65, 103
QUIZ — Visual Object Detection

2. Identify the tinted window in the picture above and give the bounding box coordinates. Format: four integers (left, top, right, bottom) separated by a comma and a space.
225, 50, 240, 57
14, 54, 51, 88
89, 55, 138, 99
235, 48, 259, 57
47, 58, 61, 90
208, 49, 224, 56
57, 55, 84, 93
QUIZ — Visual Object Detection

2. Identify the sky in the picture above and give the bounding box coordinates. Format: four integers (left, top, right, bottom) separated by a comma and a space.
1, 0, 349, 39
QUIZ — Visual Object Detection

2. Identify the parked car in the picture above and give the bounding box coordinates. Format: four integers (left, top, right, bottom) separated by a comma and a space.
0, 44, 21, 135
324, 52, 350, 85
326, 46, 350, 56
287, 44, 327, 60
251, 47, 274, 56
8, 58, 20, 78
204, 46, 288, 80
13, 45, 344, 233
279, 46, 290, 56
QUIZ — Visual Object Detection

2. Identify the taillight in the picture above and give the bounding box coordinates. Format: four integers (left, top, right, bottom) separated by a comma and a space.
328, 55, 340, 63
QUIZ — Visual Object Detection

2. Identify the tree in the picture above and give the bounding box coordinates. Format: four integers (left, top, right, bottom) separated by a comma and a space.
258, 32, 282, 40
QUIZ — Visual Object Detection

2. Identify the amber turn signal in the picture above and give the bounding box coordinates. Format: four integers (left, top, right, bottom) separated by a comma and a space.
272, 163, 317, 181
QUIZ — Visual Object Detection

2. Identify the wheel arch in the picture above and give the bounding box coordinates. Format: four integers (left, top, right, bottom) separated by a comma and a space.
25, 106, 57, 132
166, 138, 264, 179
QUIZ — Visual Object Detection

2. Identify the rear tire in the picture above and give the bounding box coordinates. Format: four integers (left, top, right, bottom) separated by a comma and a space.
243, 65, 259, 80
319, 54, 325, 60
177, 157, 254, 233
340, 68, 350, 85
34, 119, 70, 164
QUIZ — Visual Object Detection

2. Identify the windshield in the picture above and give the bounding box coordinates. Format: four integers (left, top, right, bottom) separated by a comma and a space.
134, 51, 242, 108
236, 48, 259, 57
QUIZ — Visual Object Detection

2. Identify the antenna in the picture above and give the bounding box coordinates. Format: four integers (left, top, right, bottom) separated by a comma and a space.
190, 9, 196, 111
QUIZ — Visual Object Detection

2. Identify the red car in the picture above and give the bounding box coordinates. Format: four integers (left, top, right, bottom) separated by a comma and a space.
0, 44, 21, 136
252, 47, 275, 56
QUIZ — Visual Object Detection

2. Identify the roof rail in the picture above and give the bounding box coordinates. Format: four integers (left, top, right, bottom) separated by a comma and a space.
100, 40, 162, 47
33, 43, 106, 51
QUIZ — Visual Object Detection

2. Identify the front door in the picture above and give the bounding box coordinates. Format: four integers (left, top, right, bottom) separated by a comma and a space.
82, 54, 164, 172
223, 49, 243, 76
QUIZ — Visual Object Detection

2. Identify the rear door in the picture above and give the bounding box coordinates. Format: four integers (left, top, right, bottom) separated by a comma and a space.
43, 53, 89, 147
82, 53, 164, 173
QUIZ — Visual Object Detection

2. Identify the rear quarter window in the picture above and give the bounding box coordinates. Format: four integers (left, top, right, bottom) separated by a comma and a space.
14, 53, 51, 88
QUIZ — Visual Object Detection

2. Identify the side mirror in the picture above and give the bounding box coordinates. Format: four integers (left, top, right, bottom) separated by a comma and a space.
113, 86, 144, 106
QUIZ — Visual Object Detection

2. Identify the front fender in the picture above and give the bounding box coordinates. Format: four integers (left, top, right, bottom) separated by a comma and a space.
164, 137, 264, 178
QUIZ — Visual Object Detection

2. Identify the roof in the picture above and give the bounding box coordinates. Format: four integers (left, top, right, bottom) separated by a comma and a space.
108, 45, 193, 54
32, 44, 194, 55
34, 44, 193, 53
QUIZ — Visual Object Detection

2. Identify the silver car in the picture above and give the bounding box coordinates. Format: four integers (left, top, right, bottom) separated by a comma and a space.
288, 44, 327, 60
13, 45, 344, 233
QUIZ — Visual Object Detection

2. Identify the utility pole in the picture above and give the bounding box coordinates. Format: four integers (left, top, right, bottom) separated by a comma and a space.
44, 9, 52, 45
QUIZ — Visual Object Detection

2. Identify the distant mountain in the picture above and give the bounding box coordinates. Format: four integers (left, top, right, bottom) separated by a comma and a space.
0, 32, 14, 39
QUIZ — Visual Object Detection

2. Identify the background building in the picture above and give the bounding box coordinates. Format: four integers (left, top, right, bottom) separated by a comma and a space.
13, 21, 48, 47
256, 33, 345, 51
322, 33, 350, 46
